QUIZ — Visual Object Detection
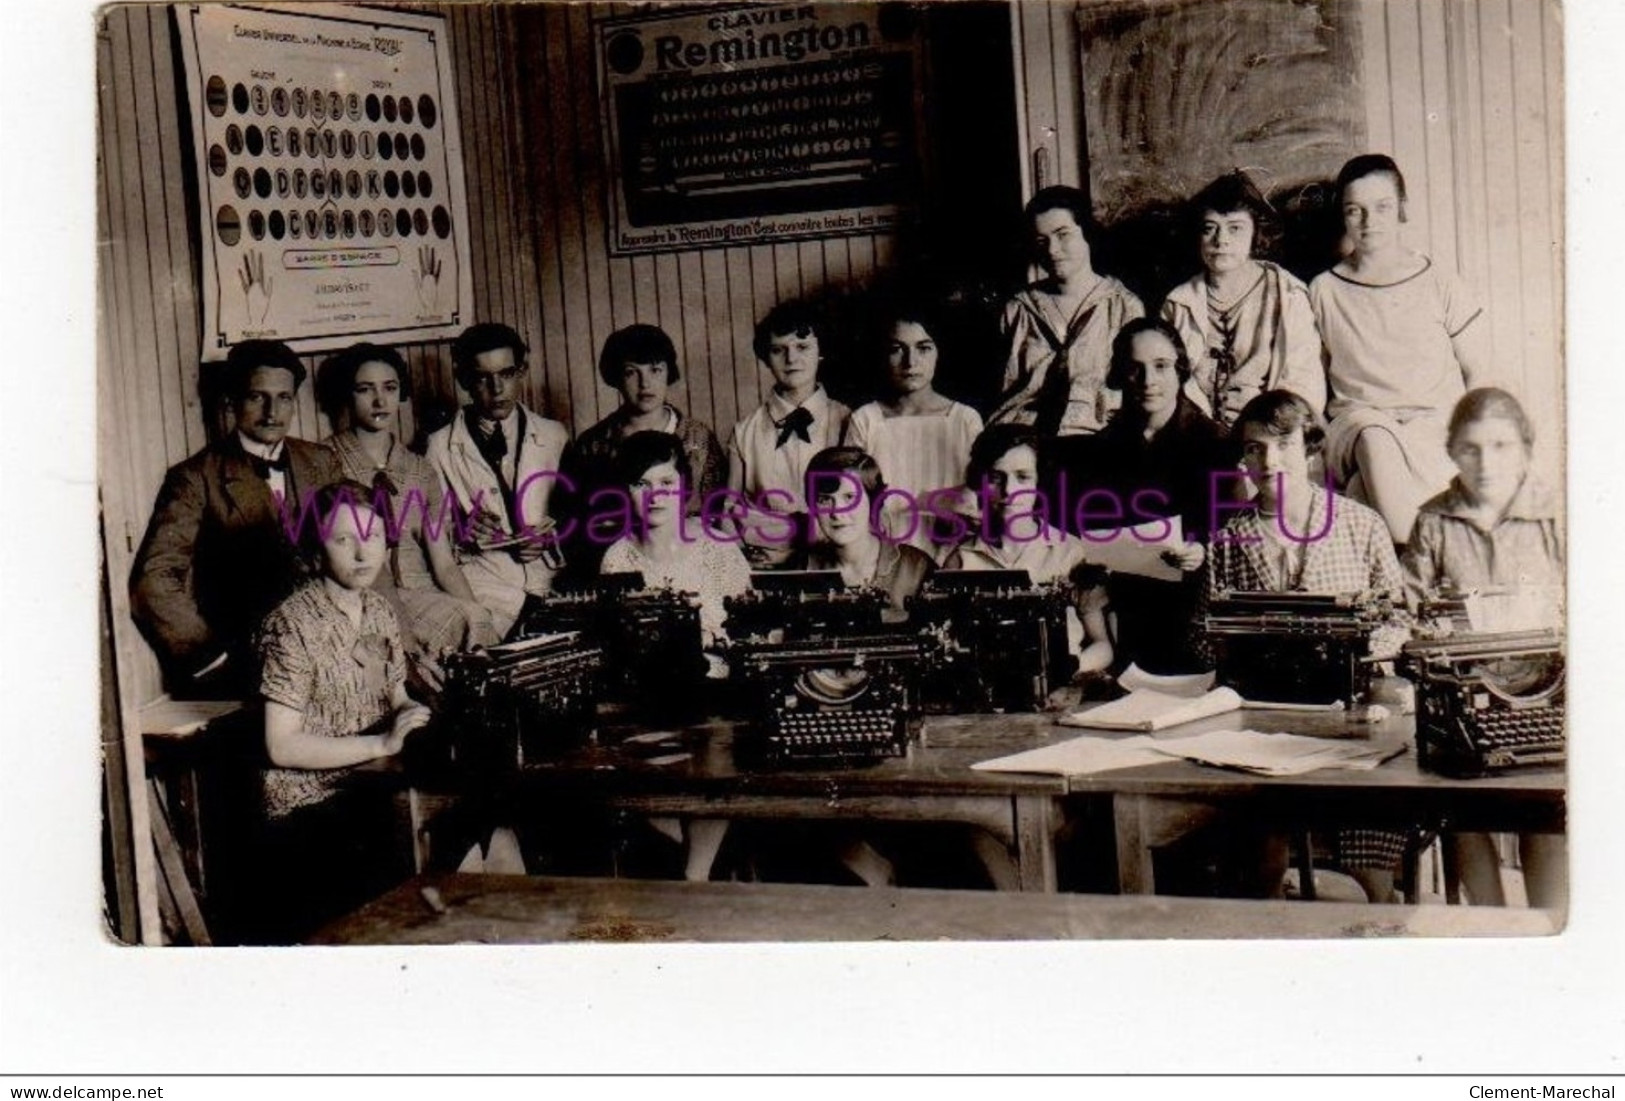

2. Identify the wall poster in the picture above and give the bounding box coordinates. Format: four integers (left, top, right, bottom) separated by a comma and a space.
596, 3, 926, 256
177, 3, 472, 358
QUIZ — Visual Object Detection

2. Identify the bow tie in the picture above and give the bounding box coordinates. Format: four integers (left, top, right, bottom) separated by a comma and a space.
371, 469, 400, 498
247, 451, 290, 480
775, 406, 814, 448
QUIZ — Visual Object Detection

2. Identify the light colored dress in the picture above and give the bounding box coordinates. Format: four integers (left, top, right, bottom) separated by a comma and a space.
256, 583, 405, 819
1161, 261, 1326, 425
598, 524, 752, 645
992, 278, 1144, 436
327, 431, 498, 655
844, 400, 982, 559
1309, 258, 1483, 494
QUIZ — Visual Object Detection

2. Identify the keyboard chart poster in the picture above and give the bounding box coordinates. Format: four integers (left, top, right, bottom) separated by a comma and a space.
596, 3, 926, 256
178, 3, 472, 358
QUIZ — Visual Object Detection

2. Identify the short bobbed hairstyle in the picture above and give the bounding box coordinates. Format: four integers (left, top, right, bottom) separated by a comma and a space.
1106, 317, 1193, 391
1024, 185, 1096, 246
451, 322, 528, 377
296, 479, 381, 564
965, 423, 1047, 490
752, 300, 824, 362
1335, 153, 1409, 215
599, 324, 681, 388
614, 430, 693, 490
1232, 389, 1326, 456
805, 446, 887, 506
222, 339, 306, 399
1448, 387, 1535, 451
316, 342, 410, 421
1189, 170, 1281, 259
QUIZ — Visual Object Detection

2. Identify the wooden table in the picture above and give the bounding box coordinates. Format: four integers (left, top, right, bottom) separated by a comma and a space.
308, 872, 1560, 945
938, 709, 1567, 895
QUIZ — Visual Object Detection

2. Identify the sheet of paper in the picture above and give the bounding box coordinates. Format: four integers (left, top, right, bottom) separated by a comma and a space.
972, 733, 1172, 776
1149, 729, 1405, 776
1058, 686, 1242, 732
1117, 663, 1216, 698
1080, 516, 1184, 582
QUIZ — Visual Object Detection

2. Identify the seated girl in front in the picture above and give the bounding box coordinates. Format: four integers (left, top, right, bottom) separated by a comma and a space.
1403, 388, 1565, 910
843, 299, 982, 559
246, 479, 433, 941
1310, 154, 1491, 543
945, 424, 1113, 680
802, 446, 935, 621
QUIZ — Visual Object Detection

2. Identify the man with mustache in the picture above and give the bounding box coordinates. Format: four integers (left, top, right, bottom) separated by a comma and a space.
131, 340, 340, 697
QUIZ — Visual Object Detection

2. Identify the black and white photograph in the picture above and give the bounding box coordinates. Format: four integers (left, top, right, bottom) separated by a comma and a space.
92, 0, 1571, 949
9, 0, 1621, 1080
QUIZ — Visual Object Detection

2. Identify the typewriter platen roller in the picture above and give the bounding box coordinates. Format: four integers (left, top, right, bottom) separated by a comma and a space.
1205, 591, 1393, 706
1400, 629, 1565, 777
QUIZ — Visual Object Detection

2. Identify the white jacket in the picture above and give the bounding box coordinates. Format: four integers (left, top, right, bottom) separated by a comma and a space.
424, 404, 569, 635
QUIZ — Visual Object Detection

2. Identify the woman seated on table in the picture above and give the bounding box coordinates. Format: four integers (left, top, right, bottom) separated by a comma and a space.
945, 424, 1114, 681
1403, 388, 1565, 910
1197, 390, 1409, 903
801, 446, 935, 621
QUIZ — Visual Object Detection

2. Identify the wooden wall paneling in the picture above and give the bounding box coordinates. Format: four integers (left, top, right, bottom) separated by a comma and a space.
724, 247, 759, 435
567, 4, 619, 426
677, 251, 718, 432
743, 243, 780, 417
630, 254, 659, 322
773, 243, 802, 302
701, 249, 738, 434
1358, 0, 1395, 158
450, 10, 495, 341
1044, 0, 1081, 189
847, 236, 876, 287
146, 7, 207, 460
1415, 0, 1459, 276
873, 234, 896, 272
541, 4, 600, 431
515, 8, 573, 428
1445, 0, 1490, 312
1383, 0, 1434, 258
1474, 0, 1525, 391
822, 239, 851, 292
1540, 0, 1565, 447
1509, 0, 1558, 402
797, 240, 826, 300
492, 3, 550, 418
653, 252, 689, 416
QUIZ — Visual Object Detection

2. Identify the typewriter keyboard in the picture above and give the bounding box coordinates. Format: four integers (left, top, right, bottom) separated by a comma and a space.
768, 709, 904, 759
1470, 706, 1565, 750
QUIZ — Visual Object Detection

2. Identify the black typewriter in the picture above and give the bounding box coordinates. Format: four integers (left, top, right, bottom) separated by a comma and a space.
726, 573, 933, 765
514, 572, 706, 704
1400, 629, 1565, 777
1204, 591, 1394, 706
440, 631, 604, 771
906, 569, 1074, 712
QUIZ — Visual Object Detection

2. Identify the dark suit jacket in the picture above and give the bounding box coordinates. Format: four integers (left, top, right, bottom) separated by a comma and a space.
129, 435, 341, 694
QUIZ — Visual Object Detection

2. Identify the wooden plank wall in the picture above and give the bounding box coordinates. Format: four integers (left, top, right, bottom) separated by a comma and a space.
1359, 0, 1564, 455
98, 3, 902, 714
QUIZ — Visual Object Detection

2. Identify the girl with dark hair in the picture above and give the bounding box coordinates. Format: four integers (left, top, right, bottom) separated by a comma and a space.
843, 302, 982, 558
598, 431, 750, 652
1160, 170, 1326, 425
560, 325, 728, 577
1309, 154, 1492, 544
802, 447, 935, 620
1404, 388, 1565, 910
318, 343, 497, 663
990, 185, 1145, 437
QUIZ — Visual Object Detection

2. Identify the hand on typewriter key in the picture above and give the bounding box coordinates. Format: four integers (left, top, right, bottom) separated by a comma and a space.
382, 703, 433, 755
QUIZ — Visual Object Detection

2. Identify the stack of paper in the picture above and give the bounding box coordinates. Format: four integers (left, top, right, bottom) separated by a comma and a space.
971, 734, 1170, 776
1149, 729, 1405, 776
1058, 686, 1243, 732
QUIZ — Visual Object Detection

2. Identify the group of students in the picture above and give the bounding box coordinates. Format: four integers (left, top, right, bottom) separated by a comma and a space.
128, 150, 1562, 929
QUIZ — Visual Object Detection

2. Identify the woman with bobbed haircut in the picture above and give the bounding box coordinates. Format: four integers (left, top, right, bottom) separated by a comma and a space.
317, 342, 497, 663
1310, 153, 1492, 544
597, 430, 750, 652
801, 447, 934, 621
559, 323, 728, 579
1160, 170, 1326, 426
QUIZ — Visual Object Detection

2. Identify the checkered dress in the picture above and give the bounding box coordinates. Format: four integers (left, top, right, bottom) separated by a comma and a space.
1201, 486, 1411, 873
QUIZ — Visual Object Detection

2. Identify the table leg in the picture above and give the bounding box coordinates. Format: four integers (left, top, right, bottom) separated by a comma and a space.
684, 818, 730, 882
1112, 794, 1224, 895
1011, 795, 1059, 893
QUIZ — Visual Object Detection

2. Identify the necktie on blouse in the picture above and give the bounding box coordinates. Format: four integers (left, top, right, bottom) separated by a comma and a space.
775, 406, 814, 448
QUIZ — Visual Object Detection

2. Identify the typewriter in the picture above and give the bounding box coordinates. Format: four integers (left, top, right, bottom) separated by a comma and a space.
1399, 629, 1565, 777
440, 631, 604, 772
1204, 591, 1394, 706
906, 569, 1074, 712
514, 572, 706, 704
726, 573, 933, 765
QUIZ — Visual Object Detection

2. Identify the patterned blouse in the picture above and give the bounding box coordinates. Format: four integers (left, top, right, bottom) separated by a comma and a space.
256, 582, 405, 819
